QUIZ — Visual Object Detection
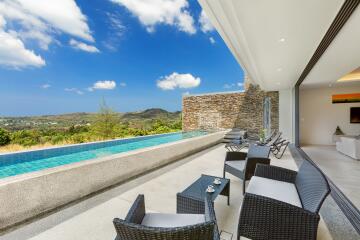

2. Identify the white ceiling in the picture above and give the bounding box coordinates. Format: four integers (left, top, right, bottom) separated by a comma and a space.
302, 6, 360, 88
198, 0, 358, 91
301, 67, 360, 89
338, 67, 360, 82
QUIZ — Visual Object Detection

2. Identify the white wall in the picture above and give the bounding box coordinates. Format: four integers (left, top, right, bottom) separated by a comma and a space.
300, 85, 360, 145
279, 89, 295, 142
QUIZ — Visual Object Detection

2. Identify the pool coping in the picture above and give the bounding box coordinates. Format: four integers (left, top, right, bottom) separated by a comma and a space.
0, 131, 188, 157
0, 131, 225, 230
0, 131, 209, 185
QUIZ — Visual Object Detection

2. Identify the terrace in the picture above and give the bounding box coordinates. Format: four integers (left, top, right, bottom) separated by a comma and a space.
0, 0, 359, 239
0, 145, 334, 240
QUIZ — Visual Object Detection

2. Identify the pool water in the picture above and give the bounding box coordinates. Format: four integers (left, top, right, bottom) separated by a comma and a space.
0, 131, 207, 179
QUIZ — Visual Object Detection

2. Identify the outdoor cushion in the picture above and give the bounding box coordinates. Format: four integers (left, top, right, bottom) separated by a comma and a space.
141, 213, 205, 228
247, 144, 271, 158
225, 160, 245, 171
247, 176, 302, 208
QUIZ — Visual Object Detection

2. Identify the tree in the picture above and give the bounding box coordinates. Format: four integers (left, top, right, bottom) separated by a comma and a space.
0, 128, 10, 146
151, 119, 172, 133
11, 130, 41, 146
91, 98, 119, 139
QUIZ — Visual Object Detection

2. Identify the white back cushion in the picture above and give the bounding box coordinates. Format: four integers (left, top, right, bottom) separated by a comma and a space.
142, 213, 205, 228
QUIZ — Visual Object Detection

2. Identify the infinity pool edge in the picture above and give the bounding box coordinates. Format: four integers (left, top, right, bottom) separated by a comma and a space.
0, 131, 225, 231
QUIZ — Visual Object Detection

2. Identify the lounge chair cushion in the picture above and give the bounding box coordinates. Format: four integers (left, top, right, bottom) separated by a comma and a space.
141, 213, 205, 228
225, 160, 245, 171
246, 176, 302, 208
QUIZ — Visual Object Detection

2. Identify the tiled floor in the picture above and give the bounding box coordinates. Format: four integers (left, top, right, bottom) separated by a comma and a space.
0, 144, 332, 240
302, 145, 360, 209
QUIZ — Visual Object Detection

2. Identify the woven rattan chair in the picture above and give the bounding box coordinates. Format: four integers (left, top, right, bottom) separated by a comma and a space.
223, 144, 271, 194
271, 139, 290, 159
238, 160, 330, 240
113, 194, 220, 240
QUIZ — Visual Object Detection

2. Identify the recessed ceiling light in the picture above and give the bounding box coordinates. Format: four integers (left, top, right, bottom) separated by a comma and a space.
279, 38, 286, 42
277, 68, 282, 72
276, 82, 281, 85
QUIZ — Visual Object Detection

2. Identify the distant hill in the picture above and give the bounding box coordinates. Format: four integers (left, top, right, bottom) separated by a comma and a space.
122, 108, 181, 120
0, 109, 181, 131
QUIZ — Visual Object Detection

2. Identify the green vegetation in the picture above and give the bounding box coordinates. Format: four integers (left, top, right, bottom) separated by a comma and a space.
0, 102, 182, 151
0, 128, 10, 146
91, 99, 120, 139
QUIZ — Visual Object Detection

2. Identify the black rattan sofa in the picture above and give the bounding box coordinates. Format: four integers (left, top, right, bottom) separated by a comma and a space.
238, 160, 331, 240
223, 144, 271, 194
113, 194, 220, 240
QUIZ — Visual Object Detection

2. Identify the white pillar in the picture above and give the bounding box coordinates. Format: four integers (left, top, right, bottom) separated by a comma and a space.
279, 89, 295, 142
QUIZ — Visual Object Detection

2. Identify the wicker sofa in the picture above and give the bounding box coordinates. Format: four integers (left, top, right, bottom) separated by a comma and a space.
238, 160, 330, 240
223, 144, 271, 194
113, 194, 220, 240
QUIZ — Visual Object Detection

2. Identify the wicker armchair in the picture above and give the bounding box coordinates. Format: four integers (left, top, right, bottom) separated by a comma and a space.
113, 194, 220, 240
223, 144, 271, 194
238, 161, 331, 240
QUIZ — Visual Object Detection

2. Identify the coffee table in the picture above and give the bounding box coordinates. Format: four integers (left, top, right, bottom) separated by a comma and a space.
176, 174, 230, 214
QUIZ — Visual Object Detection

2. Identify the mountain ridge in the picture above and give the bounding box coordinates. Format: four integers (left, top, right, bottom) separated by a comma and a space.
0, 108, 181, 131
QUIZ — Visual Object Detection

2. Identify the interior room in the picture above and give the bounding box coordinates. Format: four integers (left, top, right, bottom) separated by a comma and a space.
300, 67, 360, 209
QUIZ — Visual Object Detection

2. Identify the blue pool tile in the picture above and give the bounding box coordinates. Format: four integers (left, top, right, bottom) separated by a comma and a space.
0, 131, 207, 179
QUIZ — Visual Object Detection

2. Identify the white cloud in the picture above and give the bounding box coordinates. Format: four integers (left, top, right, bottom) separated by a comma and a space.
183, 91, 190, 96
110, 0, 196, 34
0, 0, 94, 68
107, 12, 126, 38
12, 0, 93, 41
119, 82, 127, 87
223, 83, 234, 89
41, 84, 51, 89
65, 88, 84, 95
69, 39, 99, 53
88, 80, 117, 91
209, 37, 215, 44
199, 10, 214, 33
157, 72, 200, 90
0, 29, 45, 68
19, 30, 53, 50
0, 15, 5, 28
224, 82, 244, 89
103, 12, 126, 51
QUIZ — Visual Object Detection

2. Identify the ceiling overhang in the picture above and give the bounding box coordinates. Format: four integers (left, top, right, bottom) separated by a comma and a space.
198, 0, 360, 90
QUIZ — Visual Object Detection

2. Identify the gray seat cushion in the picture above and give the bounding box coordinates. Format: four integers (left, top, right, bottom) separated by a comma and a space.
141, 213, 205, 228
225, 160, 246, 171
247, 176, 302, 208
247, 144, 271, 158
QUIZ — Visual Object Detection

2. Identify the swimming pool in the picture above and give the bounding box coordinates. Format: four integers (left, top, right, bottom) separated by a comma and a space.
0, 131, 207, 179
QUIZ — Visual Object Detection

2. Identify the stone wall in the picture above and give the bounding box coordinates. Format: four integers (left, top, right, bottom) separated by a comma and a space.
182, 85, 279, 138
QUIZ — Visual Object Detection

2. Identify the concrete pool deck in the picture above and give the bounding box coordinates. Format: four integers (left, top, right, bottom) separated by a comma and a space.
0, 144, 333, 240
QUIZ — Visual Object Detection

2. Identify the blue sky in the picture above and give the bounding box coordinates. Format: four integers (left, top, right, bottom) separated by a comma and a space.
0, 0, 244, 116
